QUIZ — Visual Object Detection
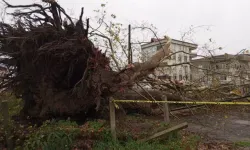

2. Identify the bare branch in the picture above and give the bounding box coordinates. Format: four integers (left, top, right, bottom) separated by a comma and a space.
91, 33, 121, 71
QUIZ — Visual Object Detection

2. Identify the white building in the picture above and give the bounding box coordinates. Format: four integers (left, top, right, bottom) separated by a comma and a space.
141, 38, 197, 82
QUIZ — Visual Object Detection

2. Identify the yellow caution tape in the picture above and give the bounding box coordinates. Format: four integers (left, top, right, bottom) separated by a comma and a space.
112, 100, 250, 105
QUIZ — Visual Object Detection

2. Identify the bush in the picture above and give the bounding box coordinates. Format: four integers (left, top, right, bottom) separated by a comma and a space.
20, 120, 80, 150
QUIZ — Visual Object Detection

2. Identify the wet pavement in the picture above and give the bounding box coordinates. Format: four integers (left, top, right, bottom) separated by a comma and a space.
178, 107, 250, 142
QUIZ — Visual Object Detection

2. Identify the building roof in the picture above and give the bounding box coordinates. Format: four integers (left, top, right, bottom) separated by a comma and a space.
141, 38, 198, 50
191, 54, 250, 63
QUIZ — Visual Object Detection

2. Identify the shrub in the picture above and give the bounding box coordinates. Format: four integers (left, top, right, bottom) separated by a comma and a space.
21, 120, 80, 150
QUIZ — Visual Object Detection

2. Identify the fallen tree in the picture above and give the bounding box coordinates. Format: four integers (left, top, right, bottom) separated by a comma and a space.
0, 0, 172, 119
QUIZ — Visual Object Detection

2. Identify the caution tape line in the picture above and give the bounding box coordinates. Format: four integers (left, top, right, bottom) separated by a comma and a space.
112, 100, 250, 105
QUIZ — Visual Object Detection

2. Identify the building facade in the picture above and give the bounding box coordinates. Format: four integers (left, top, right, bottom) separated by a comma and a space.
191, 54, 250, 94
141, 38, 198, 82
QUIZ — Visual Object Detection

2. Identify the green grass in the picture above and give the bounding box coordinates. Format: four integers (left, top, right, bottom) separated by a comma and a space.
94, 138, 171, 150
20, 119, 81, 150
234, 141, 250, 147
94, 136, 200, 150
0, 92, 23, 120
94, 129, 201, 150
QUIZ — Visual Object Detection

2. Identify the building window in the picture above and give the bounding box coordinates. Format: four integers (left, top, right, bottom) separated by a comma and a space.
222, 64, 228, 69
173, 54, 176, 60
216, 65, 219, 69
173, 74, 177, 80
178, 55, 182, 62
185, 74, 188, 80
179, 75, 182, 80
225, 64, 229, 69
220, 75, 227, 80
184, 55, 188, 62
198, 65, 203, 72
184, 66, 188, 74
179, 69, 182, 76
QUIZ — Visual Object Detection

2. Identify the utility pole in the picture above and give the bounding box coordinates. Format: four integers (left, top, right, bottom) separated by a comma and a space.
128, 24, 132, 64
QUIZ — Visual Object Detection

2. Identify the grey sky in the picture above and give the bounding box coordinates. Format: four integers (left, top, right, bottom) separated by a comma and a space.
4, 0, 250, 55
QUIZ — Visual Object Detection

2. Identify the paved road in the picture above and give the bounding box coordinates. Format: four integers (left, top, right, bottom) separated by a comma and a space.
179, 108, 250, 142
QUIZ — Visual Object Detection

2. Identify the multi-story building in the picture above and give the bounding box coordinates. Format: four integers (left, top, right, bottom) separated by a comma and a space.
191, 54, 250, 94
141, 38, 198, 82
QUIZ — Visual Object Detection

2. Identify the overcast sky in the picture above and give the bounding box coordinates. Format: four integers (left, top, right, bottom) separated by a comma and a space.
3, 0, 250, 55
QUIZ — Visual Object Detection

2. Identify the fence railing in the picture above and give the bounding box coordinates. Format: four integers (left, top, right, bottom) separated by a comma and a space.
109, 95, 177, 141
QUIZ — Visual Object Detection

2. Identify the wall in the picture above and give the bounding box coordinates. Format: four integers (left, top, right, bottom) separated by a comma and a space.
191, 57, 250, 87
142, 42, 193, 81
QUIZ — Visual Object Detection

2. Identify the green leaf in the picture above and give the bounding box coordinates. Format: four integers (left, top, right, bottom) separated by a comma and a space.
53, 131, 61, 139
35, 139, 41, 148
48, 133, 54, 141
67, 135, 73, 144
31, 140, 37, 150
114, 35, 120, 42
42, 142, 49, 150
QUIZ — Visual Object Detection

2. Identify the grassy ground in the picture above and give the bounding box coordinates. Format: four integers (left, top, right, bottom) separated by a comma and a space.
234, 141, 250, 148
0, 92, 199, 150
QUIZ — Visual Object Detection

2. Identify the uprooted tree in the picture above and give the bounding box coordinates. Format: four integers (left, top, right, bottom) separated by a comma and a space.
0, 0, 173, 118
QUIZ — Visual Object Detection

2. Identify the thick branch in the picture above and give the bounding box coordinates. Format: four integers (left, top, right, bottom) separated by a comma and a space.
3, 0, 50, 18
116, 37, 172, 88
